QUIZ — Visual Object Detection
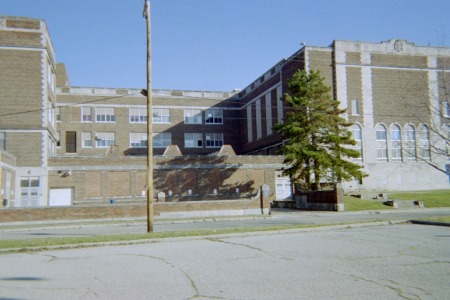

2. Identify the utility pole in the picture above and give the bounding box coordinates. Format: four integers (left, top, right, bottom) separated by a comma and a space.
143, 0, 153, 233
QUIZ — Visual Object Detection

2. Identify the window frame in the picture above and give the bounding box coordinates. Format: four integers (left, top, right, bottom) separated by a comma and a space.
81, 107, 92, 122
390, 125, 402, 161
82, 132, 93, 148
153, 132, 171, 148
95, 132, 115, 148
184, 109, 202, 124
205, 109, 223, 124
95, 107, 115, 123
184, 133, 203, 148
129, 107, 147, 123
153, 108, 171, 123
130, 132, 148, 148
205, 133, 224, 148
375, 124, 388, 161
403, 124, 416, 160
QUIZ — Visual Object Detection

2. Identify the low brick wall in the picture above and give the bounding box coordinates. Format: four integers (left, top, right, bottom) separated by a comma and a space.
294, 187, 344, 211
0, 192, 270, 223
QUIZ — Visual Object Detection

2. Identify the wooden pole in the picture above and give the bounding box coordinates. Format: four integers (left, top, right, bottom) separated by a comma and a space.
144, 0, 153, 233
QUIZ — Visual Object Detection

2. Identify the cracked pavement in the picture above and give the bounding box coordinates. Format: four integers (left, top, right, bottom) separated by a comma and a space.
0, 223, 449, 299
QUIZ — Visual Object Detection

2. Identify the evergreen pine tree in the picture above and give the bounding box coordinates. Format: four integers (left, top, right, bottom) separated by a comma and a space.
274, 69, 366, 191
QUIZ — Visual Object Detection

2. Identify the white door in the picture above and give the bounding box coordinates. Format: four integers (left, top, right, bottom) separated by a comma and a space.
49, 188, 73, 206
20, 177, 40, 207
275, 178, 292, 200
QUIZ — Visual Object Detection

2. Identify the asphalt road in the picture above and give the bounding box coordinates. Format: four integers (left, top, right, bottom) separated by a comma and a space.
0, 223, 449, 299
1, 208, 449, 240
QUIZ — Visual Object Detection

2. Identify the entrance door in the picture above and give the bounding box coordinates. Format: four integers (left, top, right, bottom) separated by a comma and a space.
275, 178, 292, 200
20, 177, 40, 207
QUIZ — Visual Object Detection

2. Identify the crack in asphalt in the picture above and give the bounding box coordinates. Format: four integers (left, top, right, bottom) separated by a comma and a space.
323, 266, 432, 300
206, 237, 295, 261
118, 253, 228, 300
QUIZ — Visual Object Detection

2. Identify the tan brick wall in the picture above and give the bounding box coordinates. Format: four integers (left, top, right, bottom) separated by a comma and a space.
307, 50, 334, 88
345, 52, 361, 64
371, 53, 428, 68
106, 171, 130, 197
346, 66, 364, 123
0, 31, 42, 47
372, 69, 430, 125
85, 172, 102, 198
437, 57, 450, 69
6, 19, 41, 30
7, 132, 43, 167
0, 50, 43, 128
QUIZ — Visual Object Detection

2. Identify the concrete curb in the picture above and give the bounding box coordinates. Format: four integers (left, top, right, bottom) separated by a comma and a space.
0, 220, 408, 254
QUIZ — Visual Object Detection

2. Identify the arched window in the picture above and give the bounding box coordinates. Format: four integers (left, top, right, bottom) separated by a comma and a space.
350, 124, 363, 159
375, 124, 387, 160
403, 125, 416, 160
417, 125, 430, 160
390, 124, 402, 160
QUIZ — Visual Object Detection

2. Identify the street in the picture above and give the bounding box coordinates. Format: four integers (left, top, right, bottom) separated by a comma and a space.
1, 208, 450, 240
0, 223, 449, 299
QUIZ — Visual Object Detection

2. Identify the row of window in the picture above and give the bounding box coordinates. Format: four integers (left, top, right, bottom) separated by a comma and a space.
350, 123, 438, 161
76, 132, 224, 149
72, 107, 224, 124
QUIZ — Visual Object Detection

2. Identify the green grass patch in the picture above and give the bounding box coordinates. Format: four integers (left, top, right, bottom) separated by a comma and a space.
0, 223, 335, 253
344, 196, 392, 211
388, 190, 450, 208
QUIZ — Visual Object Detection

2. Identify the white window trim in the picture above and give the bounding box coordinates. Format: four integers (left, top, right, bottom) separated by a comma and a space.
129, 108, 147, 123
205, 133, 224, 148
95, 132, 115, 148
95, 107, 115, 123
184, 109, 203, 124
130, 132, 147, 148
82, 132, 92, 148
153, 132, 171, 148
185, 133, 203, 148
153, 108, 171, 124
81, 107, 93, 122
205, 109, 223, 124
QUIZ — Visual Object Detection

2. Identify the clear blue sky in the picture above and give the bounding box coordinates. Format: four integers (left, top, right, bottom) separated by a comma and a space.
2, 0, 449, 91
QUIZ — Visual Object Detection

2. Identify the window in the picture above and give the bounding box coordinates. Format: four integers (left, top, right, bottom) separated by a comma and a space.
47, 61, 55, 91
206, 133, 224, 148
442, 102, 450, 117
81, 107, 92, 122
48, 99, 55, 127
247, 105, 253, 142
351, 99, 359, 115
350, 124, 363, 159
0, 132, 5, 150
404, 125, 416, 160
56, 107, 61, 122
66, 131, 76, 153
95, 132, 115, 148
376, 124, 387, 160
417, 125, 430, 160
184, 109, 202, 124
185, 133, 203, 148
130, 132, 147, 148
82, 132, 92, 148
390, 125, 402, 160
153, 108, 170, 123
129, 108, 147, 123
205, 109, 223, 124
153, 132, 171, 148
96, 107, 115, 122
